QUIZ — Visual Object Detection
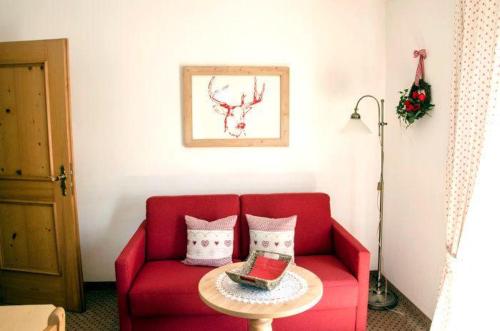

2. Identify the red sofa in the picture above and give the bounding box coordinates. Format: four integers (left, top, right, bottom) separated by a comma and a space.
115, 193, 370, 331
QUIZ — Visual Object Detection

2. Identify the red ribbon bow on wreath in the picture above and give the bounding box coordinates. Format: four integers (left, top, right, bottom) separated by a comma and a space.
413, 49, 427, 86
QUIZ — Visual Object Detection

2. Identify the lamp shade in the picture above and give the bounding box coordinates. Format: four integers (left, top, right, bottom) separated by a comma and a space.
342, 117, 372, 134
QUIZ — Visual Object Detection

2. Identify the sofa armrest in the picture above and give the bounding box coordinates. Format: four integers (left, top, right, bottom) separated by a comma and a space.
331, 218, 370, 277
331, 218, 370, 331
115, 220, 146, 331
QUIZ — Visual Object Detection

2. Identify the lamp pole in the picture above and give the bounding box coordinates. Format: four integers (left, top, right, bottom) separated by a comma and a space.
351, 95, 398, 310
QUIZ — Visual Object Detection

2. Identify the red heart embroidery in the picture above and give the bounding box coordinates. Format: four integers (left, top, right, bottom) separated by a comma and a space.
193, 241, 197, 245
201, 240, 209, 247
214, 241, 219, 245
275, 242, 279, 246
262, 241, 270, 248
285, 240, 292, 247
224, 240, 232, 247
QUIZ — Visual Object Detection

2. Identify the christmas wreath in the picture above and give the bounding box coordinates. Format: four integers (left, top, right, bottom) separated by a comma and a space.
396, 50, 434, 126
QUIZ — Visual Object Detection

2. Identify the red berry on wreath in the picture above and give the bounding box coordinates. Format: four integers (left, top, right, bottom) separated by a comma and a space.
418, 93, 426, 101
412, 91, 418, 99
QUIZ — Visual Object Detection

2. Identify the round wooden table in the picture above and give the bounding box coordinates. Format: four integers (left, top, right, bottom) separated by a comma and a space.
198, 262, 323, 331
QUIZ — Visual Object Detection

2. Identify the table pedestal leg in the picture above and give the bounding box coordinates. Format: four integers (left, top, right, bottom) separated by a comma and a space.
249, 318, 273, 331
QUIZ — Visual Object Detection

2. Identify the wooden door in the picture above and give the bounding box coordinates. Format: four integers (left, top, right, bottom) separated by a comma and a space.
0, 39, 84, 312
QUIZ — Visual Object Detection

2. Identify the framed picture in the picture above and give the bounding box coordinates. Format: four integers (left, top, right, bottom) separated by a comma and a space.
182, 66, 289, 147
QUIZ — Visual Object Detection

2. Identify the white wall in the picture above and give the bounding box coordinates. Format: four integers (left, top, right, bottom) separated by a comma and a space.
0, 0, 386, 280
384, 0, 454, 318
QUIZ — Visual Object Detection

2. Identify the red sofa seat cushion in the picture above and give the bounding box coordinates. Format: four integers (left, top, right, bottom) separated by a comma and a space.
129, 256, 357, 318
295, 255, 358, 309
240, 193, 333, 258
146, 195, 240, 260
129, 260, 217, 317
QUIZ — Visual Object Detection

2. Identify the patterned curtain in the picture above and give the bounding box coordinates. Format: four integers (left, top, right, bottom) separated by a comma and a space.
431, 0, 500, 329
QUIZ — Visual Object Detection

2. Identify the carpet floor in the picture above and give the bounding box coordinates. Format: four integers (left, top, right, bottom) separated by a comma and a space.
67, 277, 431, 331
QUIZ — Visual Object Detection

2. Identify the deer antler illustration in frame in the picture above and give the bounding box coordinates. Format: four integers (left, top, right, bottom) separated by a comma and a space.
183, 66, 289, 147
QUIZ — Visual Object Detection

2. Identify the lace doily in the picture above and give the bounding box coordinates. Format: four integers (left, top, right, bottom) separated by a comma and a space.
216, 270, 308, 304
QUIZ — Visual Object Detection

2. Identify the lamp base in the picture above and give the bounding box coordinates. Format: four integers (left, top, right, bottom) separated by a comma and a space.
368, 288, 398, 310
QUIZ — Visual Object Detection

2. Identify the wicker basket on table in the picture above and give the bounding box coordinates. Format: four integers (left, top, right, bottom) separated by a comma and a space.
226, 250, 292, 290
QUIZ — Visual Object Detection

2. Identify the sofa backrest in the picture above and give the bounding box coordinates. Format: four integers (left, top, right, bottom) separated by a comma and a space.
146, 195, 240, 260
240, 193, 333, 258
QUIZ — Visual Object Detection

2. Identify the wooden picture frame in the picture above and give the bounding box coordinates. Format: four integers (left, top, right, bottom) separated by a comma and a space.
183, 66, 289, 147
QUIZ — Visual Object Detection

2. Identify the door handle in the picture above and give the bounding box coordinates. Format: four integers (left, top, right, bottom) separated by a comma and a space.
49, 165, 72, 196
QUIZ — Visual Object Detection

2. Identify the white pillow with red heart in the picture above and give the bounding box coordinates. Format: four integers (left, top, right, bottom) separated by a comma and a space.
246, 214, 296, 260
183, 215, 237, 267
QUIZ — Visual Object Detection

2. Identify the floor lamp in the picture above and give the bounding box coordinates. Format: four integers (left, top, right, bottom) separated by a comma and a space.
344, 95, 398, 310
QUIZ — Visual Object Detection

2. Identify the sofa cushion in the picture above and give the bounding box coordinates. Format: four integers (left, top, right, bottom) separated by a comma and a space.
295, 255, 359, 309
129, 256, 358, 318
129, 260, 216, 317
247, 214, 296, 260
146, 195, 240, 260
183, 215, 238, 267
240, 193, 333, 257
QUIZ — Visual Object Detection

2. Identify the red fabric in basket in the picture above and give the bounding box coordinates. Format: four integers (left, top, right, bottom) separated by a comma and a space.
247, 256, 288, 280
